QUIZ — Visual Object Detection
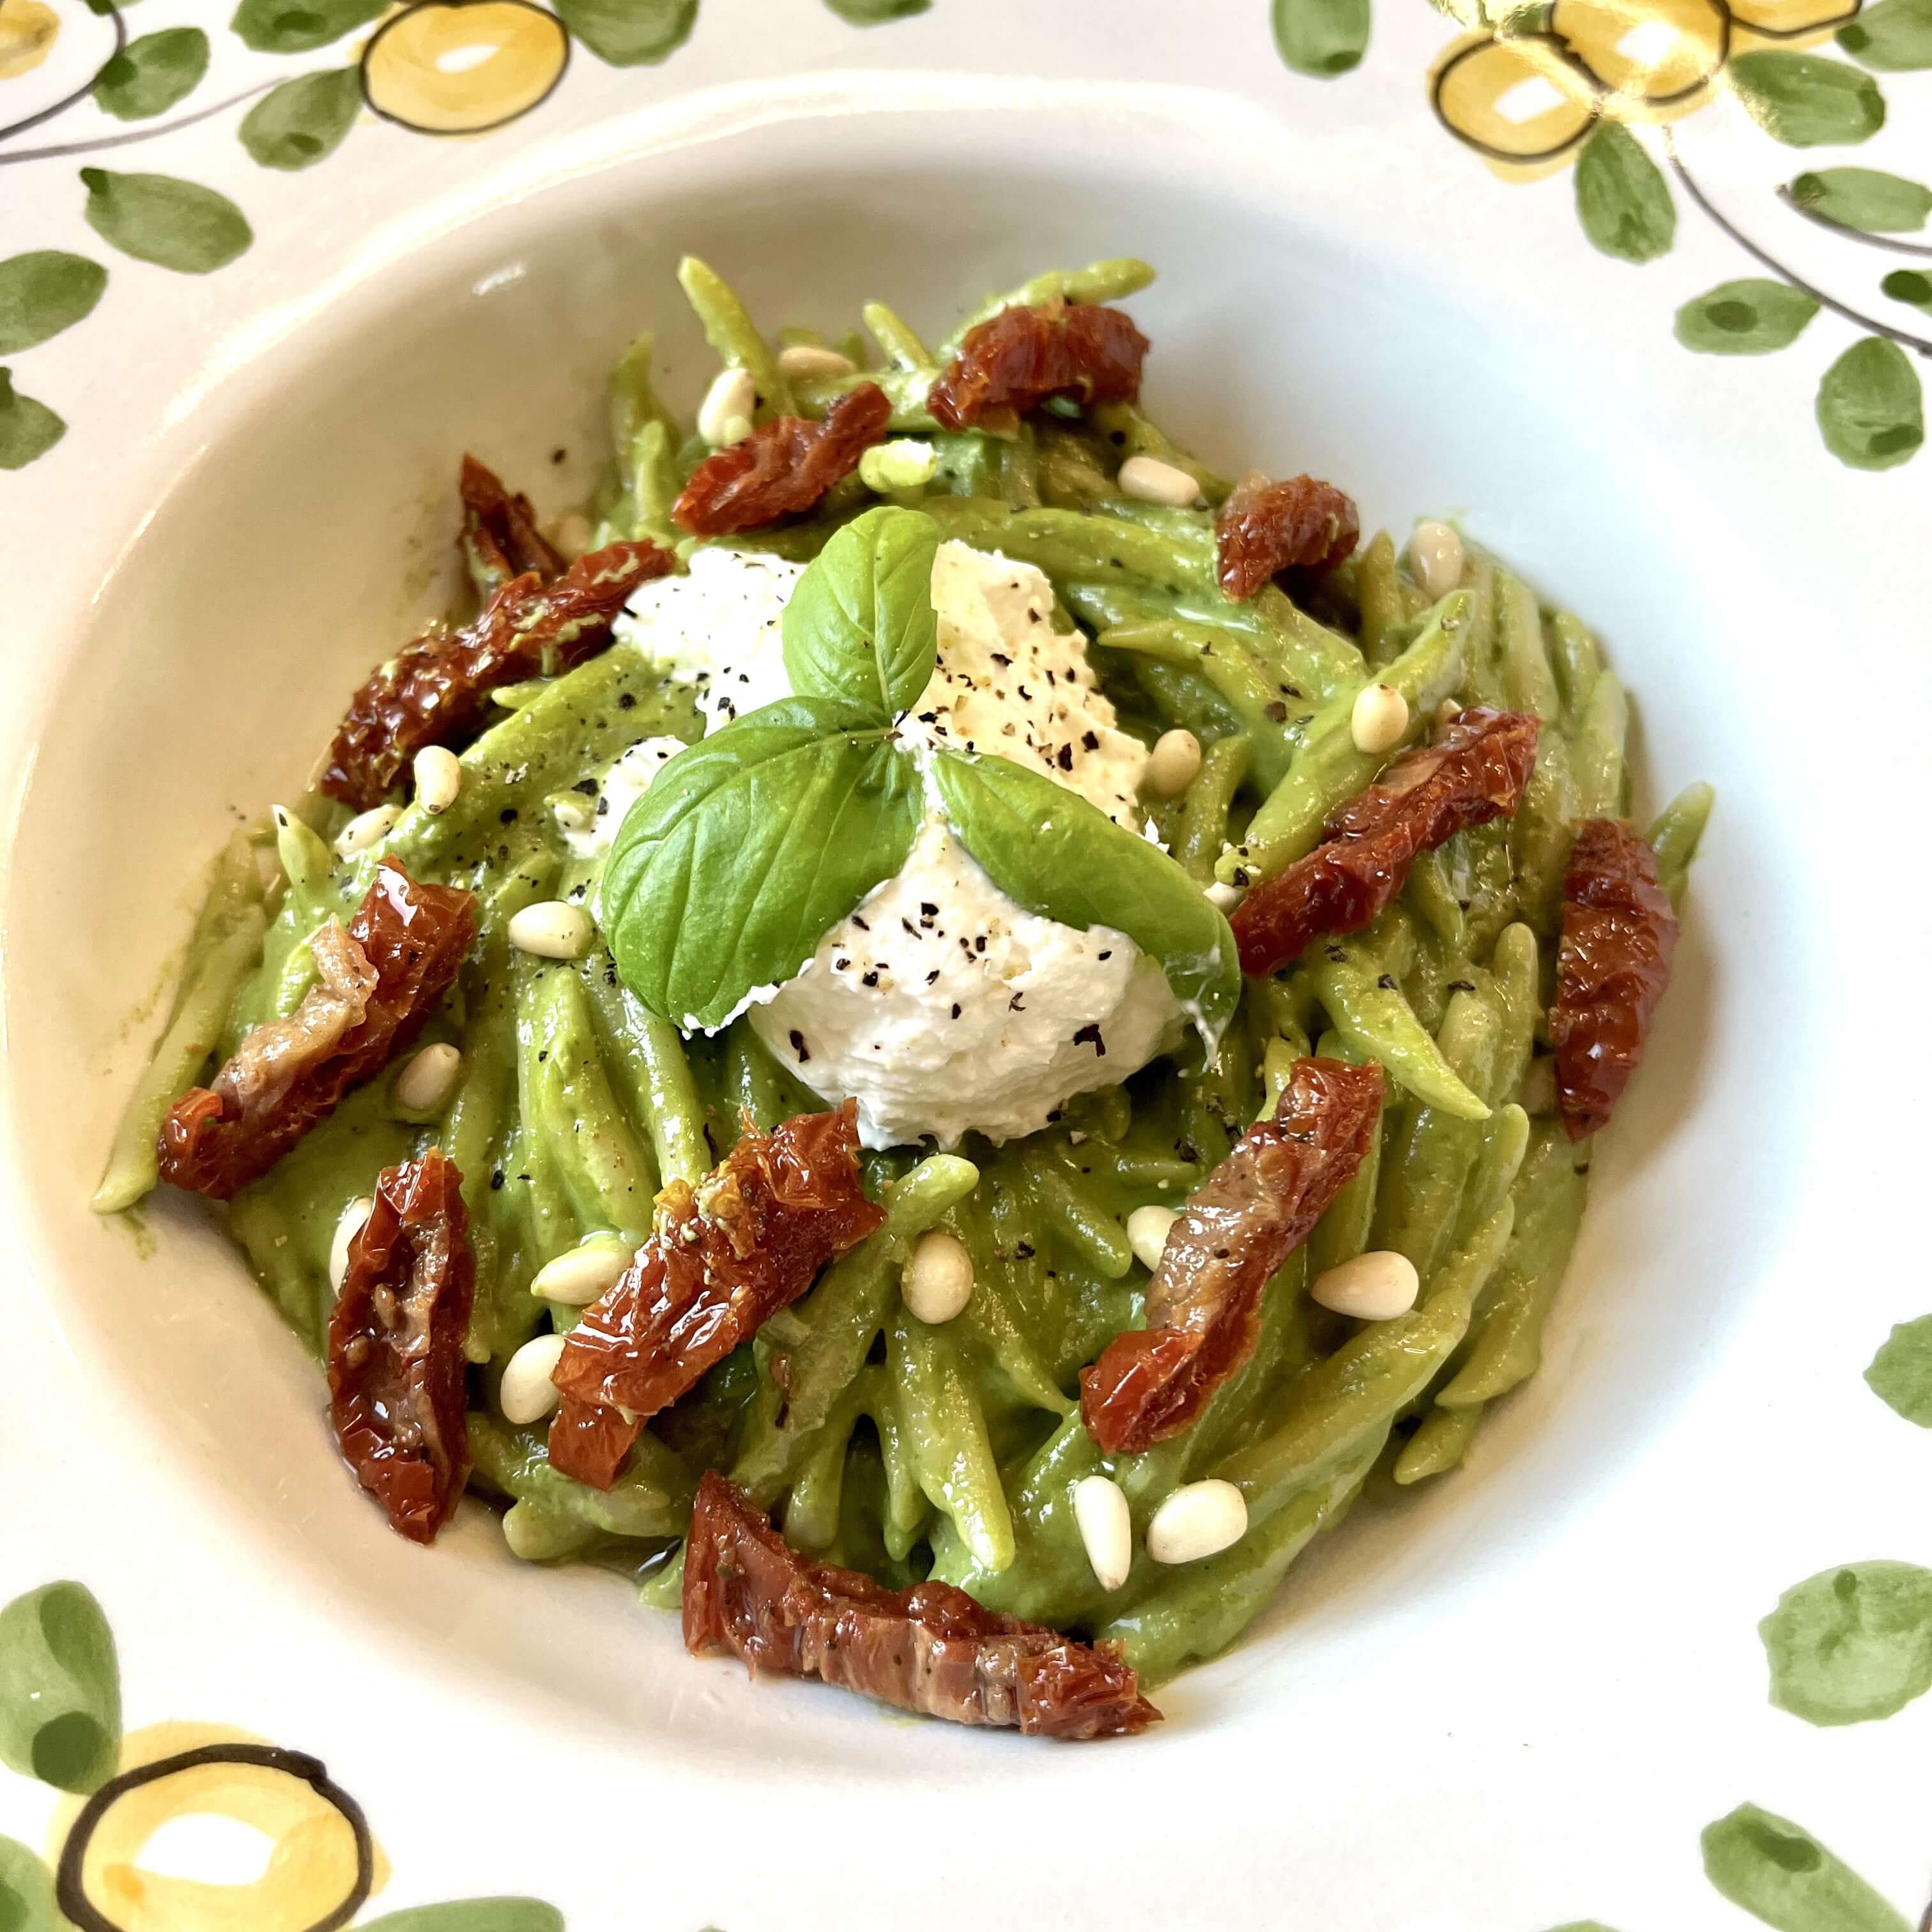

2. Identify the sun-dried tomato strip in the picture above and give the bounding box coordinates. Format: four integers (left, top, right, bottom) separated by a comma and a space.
546, 1397, 641, 1492
684, 1473, 1159, 1738
672, 384, 891, 537
459, 452, 565, 593
158, 860, 477, 1200
926, 299, 1150, 431
546, 1103, 882, 1488
327, 1148, 475, 1544
1082, 1058, 1384, 1455
1215, 473, 1360, 601
1230, 707, 1541, 977
1549, 818, 1678, 1142
319, 539, 674, 809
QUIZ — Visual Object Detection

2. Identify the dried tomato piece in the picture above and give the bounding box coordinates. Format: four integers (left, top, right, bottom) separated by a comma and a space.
327, 1148, 475, 1544
459, 453, 565, 593
546, 1397, 641, 1492
158, 860, 477, 1199
547, 1103, 882, 1487
1230, 707, 1541, 977
1215, 473, 1360, 600
1549, 818, 1678, 1141
319, 539, 674, 809
926, 300, 1149, 431
672, 384, 891, 537
1082, 1058, 1384, 1455
684, 1473, 1160, 1738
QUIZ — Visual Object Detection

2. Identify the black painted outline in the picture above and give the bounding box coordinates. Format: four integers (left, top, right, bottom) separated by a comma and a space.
359, 0, 572, 137
54, 1742, 374, 1932
1547, 0, 1732, 109
0, 81, 279, 169
1430, 32, 1600, 165
0, 0, 126, 145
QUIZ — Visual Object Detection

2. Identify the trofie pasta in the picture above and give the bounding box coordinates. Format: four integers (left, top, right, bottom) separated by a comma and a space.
96, 256, 1712, 1729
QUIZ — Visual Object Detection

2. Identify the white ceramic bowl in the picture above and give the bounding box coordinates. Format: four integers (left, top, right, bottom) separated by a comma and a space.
0, 73, 1859, 1931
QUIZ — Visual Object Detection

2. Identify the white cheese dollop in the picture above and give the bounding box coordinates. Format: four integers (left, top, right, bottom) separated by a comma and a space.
749, 813, 1181, 1148
603, 541, 1184, 1148
560, 735, 686, 863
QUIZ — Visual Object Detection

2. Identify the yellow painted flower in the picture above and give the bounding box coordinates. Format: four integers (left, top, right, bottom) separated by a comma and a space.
362, 0, 570, 135
45, 1721, 392, 1932
1432, 0, 1862, 173
0, 0, 57, 80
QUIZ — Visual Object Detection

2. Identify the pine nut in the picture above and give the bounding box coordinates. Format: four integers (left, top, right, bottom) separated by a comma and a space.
1146, 1480, 1248, 1565
1144, 728, 1203, 799
859, 439, 939, 493
716, 413, 753, 448
698, 367, 758, 446
1206, 880, 1244, 914
1117, 454, 1202, 507
1072, 1475, 1133, 1591
1434, 698, 1463, 731
550, 510, 595, 560
902, 1229, 974, 1325
1350, 682, 1409, 755
1126, 1204, 1178, 1273
334, 803, 400, 857
1521, 1057, 1557, 1117
777, 342, 856, 380
500, 1330, 567, 1425
508, 900, 592, 960
395, 1042, 462, 1114
1411, 519, 1465, 601
1310, 1249, 1420, 1321
329, 1195, 374, 1294
413, 745, 462, 815
532, 1234, 634, 1307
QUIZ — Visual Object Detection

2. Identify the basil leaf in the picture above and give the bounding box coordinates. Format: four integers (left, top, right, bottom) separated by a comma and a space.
781, 505, 940, 721
930, 752, 1240, 1047
603, 698, 921, 1030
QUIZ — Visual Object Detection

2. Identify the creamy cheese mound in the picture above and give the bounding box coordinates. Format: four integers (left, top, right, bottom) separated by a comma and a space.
561, 735, 686, 862
604, 541, 1183, 1147
748, 813, 1180, 1148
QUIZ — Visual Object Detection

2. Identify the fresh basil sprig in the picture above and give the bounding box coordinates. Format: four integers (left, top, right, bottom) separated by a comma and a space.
602, 698, 921, 1030
782, 506, 942, 719
928, 753, 1241, 1043
602, 502, 1240, 1052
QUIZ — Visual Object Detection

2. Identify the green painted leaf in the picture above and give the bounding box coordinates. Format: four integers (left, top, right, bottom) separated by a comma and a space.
929, 751, 1241, 1046
0, 1583, 119, 1793
0, 370, 65, 470
1837, 0, 1932, 69
1542, 1924, 1621, 1931
821, 0, 930, 20
1867, 1313, 1932, 1420
1729, 52, 1886, 145
80, 169, 251, 275
228, 0, 387, 52
0, 1834, 68, 1932
553, 0, 700, 63
358, 1903, 564, 1932
1701, 1804, 1911, 1932
603, 698, 921, 1029
1791, 167, 1932, 231
781, 506, 940, 720
240, 68, 360, 170
0, 252, 106, 355
1573, 121, 1675, 263
1761, 1561, 1932, 1724
1882, 268, 1932, 312
1816, 336, 1923, 469
92, 27, 209, 119
1673, 278, 1818, 353
1271, 0, 1372, 76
